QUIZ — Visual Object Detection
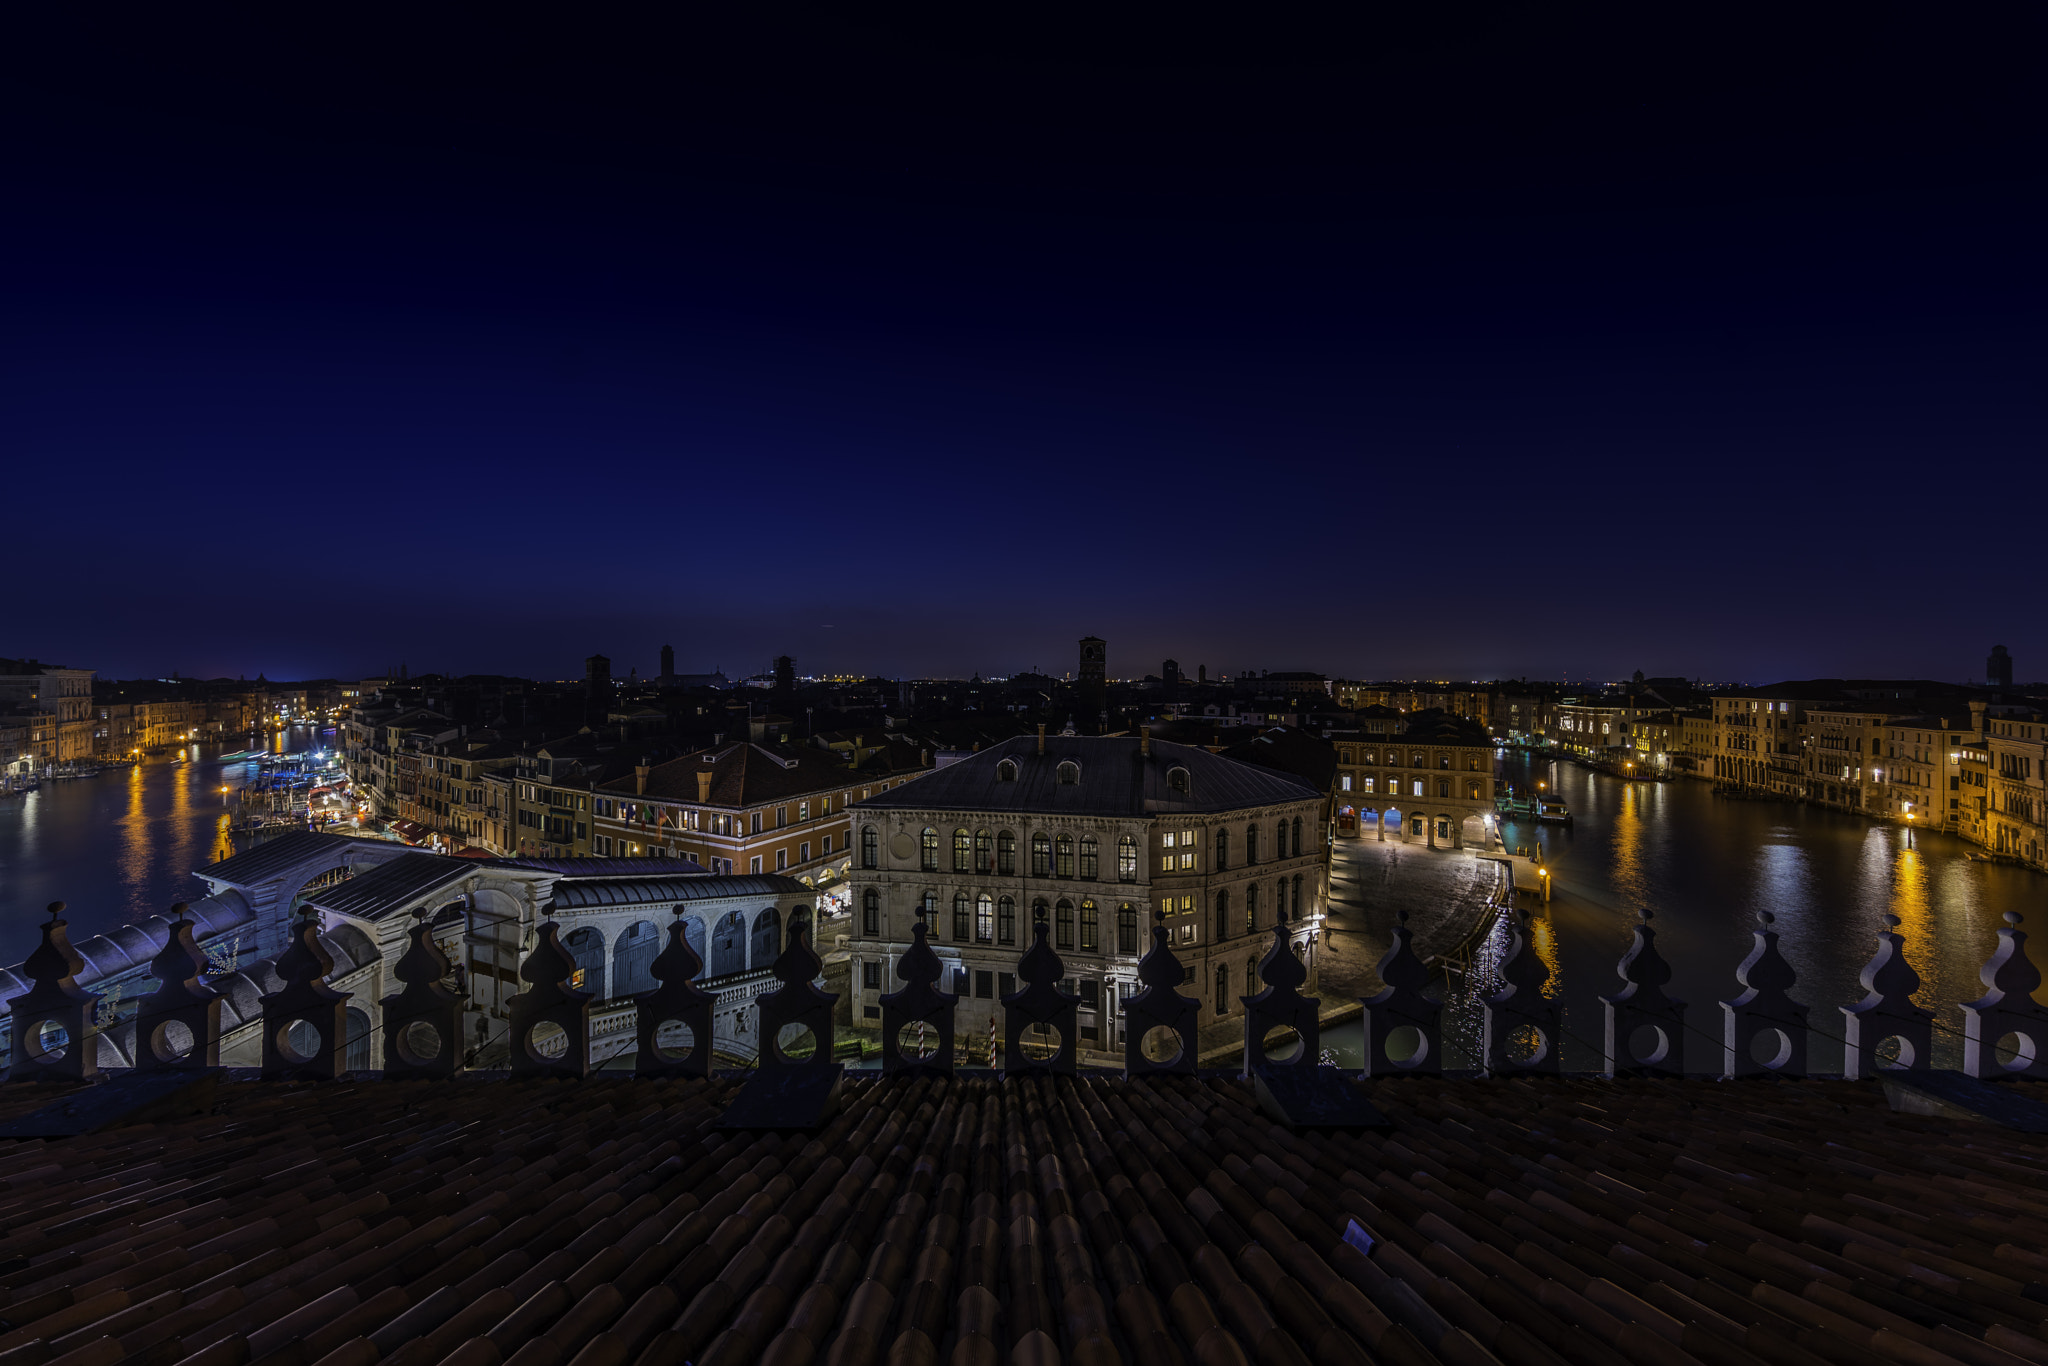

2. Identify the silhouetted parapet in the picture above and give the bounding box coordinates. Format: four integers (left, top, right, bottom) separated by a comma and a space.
381, 909, 465, 1079
1961, 911, 2048, 1081
879, 904, 957, 1075
1004, 904, 1080, 1075
1841, 913, 1933, 1081
1484, 907, 1562, 1076
133, 903, 221, 1071
508, 920, 591, 1079
1242, 905, 1319, 1073
756, 919, 838, 1070
7, 902, 101, 1083
1361, 909, 1440, 1076
1125, 910, 1198, 1076
1719, 911, 1807, 1078
1600, 908, 1686, 1078
260, 910, 350, 1080
635, 905, 714, 1078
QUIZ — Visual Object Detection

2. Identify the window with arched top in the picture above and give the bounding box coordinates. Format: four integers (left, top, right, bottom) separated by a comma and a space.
1056, 761, 1080, 785
1214, 827, 1228, 870
1292, 874, 1303, 918
953, 828, 972, 873
860, 826, 878, 869
1056, 900, 1074, 950
1080, 899, 1098, 951
1116, 834, 1137, 881
920, 826, 939, 871
1031, 833, 1052, 877
1245, 882, 1258, 933
975, 829, 994, 873
976, 894, 994, 943
952, 893, 970, 940
1291, 817, 1303, 853
1245, 824, 1259, 864
997, 829, 1017, 875
1215, 963, 1230, 1017
1167, 766, 1190, 794
1274, 821, 1288, 860
997, 759, 1018, 782
1245, 958, 1258, 994
998, 895, 1016, 944
1214, 889, 1230, 941
862, 888, 879, 935
1055, 833, 1075, 878
922, 890, 938, 922
1116, 903, 1138, 954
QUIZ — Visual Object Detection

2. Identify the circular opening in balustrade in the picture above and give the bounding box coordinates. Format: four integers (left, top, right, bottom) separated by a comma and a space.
525, 1020, 569, 1062
1626, 1024, 1670, 1067
1020, 1021, 1064, 1063
150, 1019, 196, 1063
1748, 1027, 1793, 1070
1384, 1025, 1427, 1068
1874, 1035, 1914, 1070
775, 1023, 818, 1062
1138, 1025, 1181, 1065
26, 1019, 68, 1064
1504, 1024, 1549, 1067
652, 1019, 696, 1062
275, 1018, 320, 1065
396, 1020, 443, 1065
1994, 1031, 2037, 1072
1260, 1024, 1304, 1064
894, 1021, 939, 1062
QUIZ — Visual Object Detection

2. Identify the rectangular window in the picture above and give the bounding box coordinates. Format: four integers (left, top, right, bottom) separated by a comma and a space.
1412, 779, 1424, 798
776, 807, 788, 828
822, 834, 832, 854
750, 856, 763, 874
798, 802, 809, 821
862, 961, 881, 989
975, 970, 994, 999
799, 842, 810, 863
1340, 774, 1352, 791
1179, 851, 1194, 870
750, 812, 762, 834
1080, 979, 1099, 1008
999, 972, 1015, 997
776, 848, 788, 871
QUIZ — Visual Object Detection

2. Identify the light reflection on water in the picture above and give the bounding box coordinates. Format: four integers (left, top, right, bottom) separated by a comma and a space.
0, 732, 319, 950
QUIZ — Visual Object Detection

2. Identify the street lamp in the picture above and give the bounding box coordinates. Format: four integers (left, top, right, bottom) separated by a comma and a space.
1538, 867, 1552, 903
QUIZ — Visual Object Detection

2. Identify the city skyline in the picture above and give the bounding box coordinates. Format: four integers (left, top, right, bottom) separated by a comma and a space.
5, 10, 2042, 683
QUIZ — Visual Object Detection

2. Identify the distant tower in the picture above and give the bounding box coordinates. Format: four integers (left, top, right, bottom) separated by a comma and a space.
1079, 636, 1106, 688
585, 653, 612, 725
1162, 659, 1182, 687
1198, 664, 1207, 685
773, 655, 795, 696
660, 643, 675, 683
1988, 644, 2013, 689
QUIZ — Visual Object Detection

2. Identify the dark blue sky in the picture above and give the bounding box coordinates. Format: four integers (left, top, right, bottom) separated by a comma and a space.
4, 8, 2042, 685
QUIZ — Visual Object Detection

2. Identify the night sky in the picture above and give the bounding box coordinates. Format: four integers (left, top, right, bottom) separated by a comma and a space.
4, 9, 2042, 686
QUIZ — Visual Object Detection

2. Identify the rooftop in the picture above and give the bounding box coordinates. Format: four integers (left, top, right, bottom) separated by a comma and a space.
0, 1073, 2041, 1366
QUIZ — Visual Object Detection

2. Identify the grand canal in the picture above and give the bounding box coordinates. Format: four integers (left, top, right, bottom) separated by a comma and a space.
0, 730, 323, 949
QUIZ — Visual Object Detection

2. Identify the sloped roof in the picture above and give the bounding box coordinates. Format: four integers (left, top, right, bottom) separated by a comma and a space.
491, 855, 707, 877
853, 734, 1318, 818
600, 742, 863, 807
197, 831, 377, 885
549, 872, 809, 910
308, 853, 475, 922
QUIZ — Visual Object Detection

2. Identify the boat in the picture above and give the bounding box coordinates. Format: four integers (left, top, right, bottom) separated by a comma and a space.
1538, 796, 1574, 826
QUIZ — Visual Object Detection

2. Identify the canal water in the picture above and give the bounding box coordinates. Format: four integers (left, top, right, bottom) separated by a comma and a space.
0, 729, 322, 953
1472, 752, 2046, 1074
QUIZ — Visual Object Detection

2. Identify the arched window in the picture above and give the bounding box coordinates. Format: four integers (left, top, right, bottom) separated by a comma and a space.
1274, 879, 1287, 921
1116, 903, 1138, 954
1292, 874, 1303, 919
1055, 833, 1075, 878
953, 828, 972, 873
1291, 817, 1303, 854
975, 829, 994, 873
1080, 900, 1098, 951
1245, 882, 1258, 933
1116, 834, 1137, 881
952, 893, 970, 941
1272, 821, 1286, 860
1031, 833, 1052, 877
920, 826, 939, 871
976, 893, 994, 942
998, 895, 1017, 945
1214, 828, 1228, 870
1056, 900, 1074, 950
1215, 963, 1229, 1016
922, 890, 938, 924
1246, 958, 1258, 995
1168, 766, 1190, 794
1057, 761, 1080, 785
1245, 824, 1259, 865
860, 826, 878, 870
1079, 836, 1099, 880
997, 830, 1017, 875
1213, 889, 1230, 941
862, 888, 879, 935
997, 759, 1018, 782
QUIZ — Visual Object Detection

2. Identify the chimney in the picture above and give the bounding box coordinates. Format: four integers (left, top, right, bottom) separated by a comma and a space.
635, 765, 649, 795
1140, 726, 1151, 757
1037, 724, 1046, 755
696, 770, 712, 802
